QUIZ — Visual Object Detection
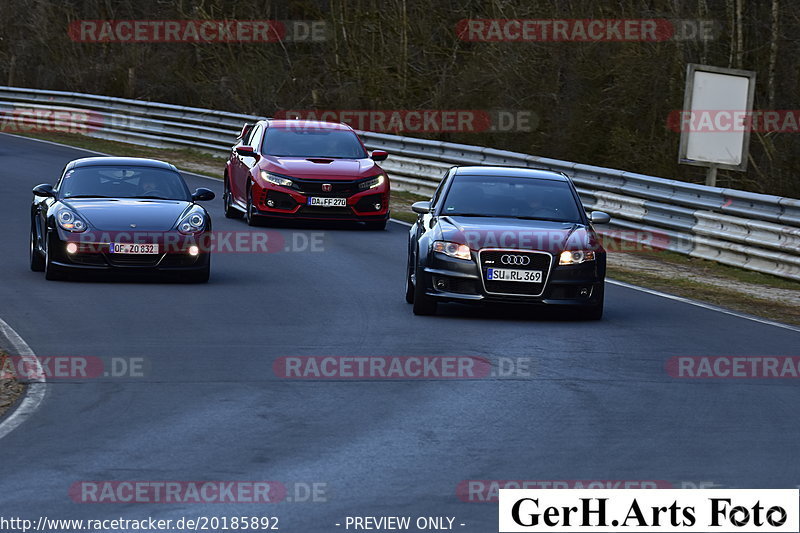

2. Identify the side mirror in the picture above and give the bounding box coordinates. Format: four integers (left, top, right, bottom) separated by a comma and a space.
411, 201, 431, 215
370, 150, 388, 162
32, 184, 55, 197
236, 146, 258, 158
590, 211, 611, 224
192, 188, 215, 202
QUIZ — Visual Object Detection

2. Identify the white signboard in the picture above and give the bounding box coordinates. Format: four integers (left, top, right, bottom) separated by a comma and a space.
678, 64, 756, 174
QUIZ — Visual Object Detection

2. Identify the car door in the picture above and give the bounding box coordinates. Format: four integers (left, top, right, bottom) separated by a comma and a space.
230, 123, 262, 203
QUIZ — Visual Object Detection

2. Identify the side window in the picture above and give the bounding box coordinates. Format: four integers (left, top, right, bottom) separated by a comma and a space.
429, 169, 452, 209
246, 124, 263, 149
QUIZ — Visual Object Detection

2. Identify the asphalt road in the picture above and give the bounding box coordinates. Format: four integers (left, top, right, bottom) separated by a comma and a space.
0, 133, 798, 532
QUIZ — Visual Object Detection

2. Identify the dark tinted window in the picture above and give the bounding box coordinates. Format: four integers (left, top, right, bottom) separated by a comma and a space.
262, 127, 368, 158
441, 174, 582, 222
59, 166, 190, 201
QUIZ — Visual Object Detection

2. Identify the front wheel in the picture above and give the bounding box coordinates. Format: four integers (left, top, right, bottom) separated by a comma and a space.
579, 285, 604, 320
44, 233, 65, 281
412, 263, 437, 315
404, 252, 415, 304
223, 178, 243, 219
30, 229, 44, 272
245, 184, 259, 227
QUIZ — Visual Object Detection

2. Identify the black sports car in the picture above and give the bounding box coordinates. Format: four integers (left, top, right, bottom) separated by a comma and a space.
405, 166, 610, 318
30, 157, 215, 282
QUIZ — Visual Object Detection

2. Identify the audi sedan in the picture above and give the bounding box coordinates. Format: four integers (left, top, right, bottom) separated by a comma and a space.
30, 157, 215, 282
223, 119, 390, 229
405, 166, 610, 319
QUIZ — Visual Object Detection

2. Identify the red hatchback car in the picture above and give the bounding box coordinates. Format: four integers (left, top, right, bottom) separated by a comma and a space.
223, 119, 390, 229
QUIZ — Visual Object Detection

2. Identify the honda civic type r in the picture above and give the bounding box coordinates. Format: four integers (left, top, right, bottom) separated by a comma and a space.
224, 119, 390, 229
30, 157, 215, 282
405, 166, 611, 319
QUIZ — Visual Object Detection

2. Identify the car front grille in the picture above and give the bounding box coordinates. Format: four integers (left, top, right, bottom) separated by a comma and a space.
106, 254, 164, 267
293, 178, 360, 197
478, 249, 552, 296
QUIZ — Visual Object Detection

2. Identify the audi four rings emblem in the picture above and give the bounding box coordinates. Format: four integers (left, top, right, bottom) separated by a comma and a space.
500, 254, 530, 265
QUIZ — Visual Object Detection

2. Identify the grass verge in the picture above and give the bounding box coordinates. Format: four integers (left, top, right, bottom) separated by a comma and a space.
0, 353, 25, 419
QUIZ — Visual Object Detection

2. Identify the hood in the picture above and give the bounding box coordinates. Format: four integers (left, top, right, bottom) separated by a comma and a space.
61, 198, 191, 231
438, 216, 599, 254
260, 156, 380, 180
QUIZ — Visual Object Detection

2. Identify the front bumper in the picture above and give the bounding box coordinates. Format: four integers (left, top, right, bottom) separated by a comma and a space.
253, 181, 390, 222
419, 251, 605, 306
50, 231, 210, 272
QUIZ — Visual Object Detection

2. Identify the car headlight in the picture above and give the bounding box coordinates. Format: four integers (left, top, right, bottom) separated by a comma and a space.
359, 174, 385, 190
433, 241, 471, 261
559, 250, 595, 265
56, 208, 87, 232
177, 210, 207, 235
260, 170, 294, 188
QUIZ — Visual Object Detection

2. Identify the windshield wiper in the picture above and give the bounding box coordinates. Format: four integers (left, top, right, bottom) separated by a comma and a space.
508, 216, 573, 222
135, 195, 171, 200
64, 195, 114, 199
445, 213, 496, 217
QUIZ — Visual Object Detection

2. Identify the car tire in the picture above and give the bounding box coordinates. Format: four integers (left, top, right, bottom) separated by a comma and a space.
30, 228, 45, 272
364, 220, 387, 231
412, 263, 437, 315
44, 233, 65, 281
580, 285, 604, 320
245, 184, 259, 227
223, 177, 243, 219
404, 252, 415, 304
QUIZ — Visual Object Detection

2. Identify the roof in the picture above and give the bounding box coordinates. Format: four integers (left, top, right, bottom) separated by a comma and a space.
68, 157, 178, 171
454, 166, 569, 181
265, 119, 353, 131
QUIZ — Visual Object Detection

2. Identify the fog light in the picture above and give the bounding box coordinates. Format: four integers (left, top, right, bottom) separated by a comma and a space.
579, 287, 589, 297
435, 278, 447, 290
374, 203, 381, 210
188, 245, 200, 256
267, 199, 275, 207
66, 242, 78, 254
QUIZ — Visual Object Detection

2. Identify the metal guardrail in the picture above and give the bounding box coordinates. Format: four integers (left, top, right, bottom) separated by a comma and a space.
1, 85, 799, 281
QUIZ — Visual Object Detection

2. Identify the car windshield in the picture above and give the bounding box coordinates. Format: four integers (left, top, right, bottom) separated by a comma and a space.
58, 166, 190, 201
262, 127, 368, 158
441, 174, 583, 222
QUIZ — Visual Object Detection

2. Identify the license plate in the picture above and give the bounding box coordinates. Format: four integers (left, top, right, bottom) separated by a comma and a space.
307, 197, 347, 207
486, 268, 542, 282
109, 243, 160, 254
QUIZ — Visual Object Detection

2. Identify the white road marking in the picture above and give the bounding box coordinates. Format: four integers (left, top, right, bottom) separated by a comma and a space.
607, 279, 800, 334
0, 318, 47, 441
